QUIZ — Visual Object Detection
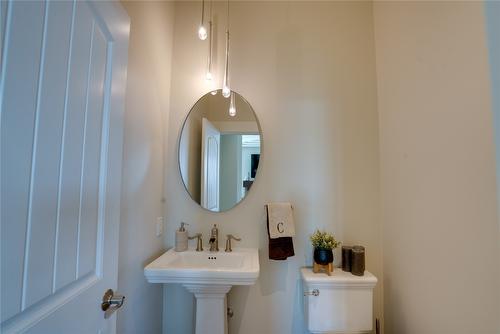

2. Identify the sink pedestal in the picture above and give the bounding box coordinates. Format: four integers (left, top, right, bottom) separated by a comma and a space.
184, 284, 232, 334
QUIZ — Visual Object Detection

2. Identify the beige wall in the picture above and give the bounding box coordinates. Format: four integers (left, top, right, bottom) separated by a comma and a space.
164, 1, 382, 333
118, 2, 174, 333
374, 2, 500, 333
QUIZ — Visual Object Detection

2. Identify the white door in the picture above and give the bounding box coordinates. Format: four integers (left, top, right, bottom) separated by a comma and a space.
0, 1, 129, 333
201, 118, 220, 211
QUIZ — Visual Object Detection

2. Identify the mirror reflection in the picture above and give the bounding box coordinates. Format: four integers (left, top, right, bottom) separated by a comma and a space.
179, 90, 262, 212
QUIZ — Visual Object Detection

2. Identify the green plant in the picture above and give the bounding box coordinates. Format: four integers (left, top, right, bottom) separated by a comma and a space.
310, 230, 340, 250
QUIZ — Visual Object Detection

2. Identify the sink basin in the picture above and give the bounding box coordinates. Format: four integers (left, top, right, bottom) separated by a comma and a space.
144, 247, 259, 285
144, 247, 259, 334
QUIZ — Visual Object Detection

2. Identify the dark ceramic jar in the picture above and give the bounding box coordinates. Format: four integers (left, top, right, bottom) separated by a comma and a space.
313, 248, 333, 265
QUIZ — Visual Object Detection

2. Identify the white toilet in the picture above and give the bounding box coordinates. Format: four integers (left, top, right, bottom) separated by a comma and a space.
301, 268, 378, 334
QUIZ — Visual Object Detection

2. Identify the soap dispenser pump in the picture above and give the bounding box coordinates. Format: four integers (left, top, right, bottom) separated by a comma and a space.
175, 222, 189, 252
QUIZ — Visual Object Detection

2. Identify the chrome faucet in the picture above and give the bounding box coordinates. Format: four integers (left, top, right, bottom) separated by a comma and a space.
188, 233, 203, 251
209, 224, 219, 252
225, 234, 241, 252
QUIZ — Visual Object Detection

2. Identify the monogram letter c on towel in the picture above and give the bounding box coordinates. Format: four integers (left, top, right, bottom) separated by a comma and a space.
277, 222, 285, 233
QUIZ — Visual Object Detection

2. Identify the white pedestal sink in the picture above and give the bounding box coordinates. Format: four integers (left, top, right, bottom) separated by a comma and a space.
144, 248, 259, 334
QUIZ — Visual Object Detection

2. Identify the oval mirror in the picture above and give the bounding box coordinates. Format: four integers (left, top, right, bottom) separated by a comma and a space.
179, 90, 262, 212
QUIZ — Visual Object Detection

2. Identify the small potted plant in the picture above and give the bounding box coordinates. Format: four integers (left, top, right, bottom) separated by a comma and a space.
310, 230, 340, 265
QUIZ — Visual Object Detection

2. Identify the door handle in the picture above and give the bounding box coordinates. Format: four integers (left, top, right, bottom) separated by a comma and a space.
102, 289, 125, 318
303, 289, 319, 296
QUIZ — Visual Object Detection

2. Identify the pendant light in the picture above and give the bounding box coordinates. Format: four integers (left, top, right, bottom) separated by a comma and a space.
198, 0, 207, 40
229, 91, 236, 117
205, 1, 213, 81
222, 0, 231, 98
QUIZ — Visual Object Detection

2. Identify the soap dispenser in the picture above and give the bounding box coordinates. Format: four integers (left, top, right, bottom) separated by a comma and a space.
175, 222, 189, 252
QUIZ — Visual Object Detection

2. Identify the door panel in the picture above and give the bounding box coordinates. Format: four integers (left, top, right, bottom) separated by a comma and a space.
24, 0, 74, 309
201, 118, 220, 212
1, 0, 46, 322
207, 137, 219, 209
0, 0, 8, 61
55, 0, 94, 291
77, 20, 107, 280
0, 1, 130, 332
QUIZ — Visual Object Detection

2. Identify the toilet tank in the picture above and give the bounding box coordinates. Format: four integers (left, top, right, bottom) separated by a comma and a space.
301, 268, 377, 334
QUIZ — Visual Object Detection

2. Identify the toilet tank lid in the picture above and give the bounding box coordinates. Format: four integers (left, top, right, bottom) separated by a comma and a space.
301, 267, 377, 288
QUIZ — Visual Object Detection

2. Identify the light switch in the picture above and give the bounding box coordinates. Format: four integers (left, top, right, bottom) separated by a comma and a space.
156, 217, 164, 237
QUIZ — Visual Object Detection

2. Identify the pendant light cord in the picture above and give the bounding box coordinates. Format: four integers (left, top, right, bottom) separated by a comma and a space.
208, 0, 213, 74
224, 0, 230, 87
201, 0, 205, 27
222, 0, 232, 97
224, 31, 229, 79
209, 0, 213, 21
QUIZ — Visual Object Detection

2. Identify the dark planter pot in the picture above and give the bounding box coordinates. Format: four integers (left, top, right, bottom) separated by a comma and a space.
314, 248, 333, 265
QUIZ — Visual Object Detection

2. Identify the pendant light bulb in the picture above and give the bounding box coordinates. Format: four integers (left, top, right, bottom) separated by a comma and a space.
222, 85, 231, 98
211, 90, 217, 95
229, 92, 236, 117
206, 71, 212, 81
198, 26, 207, 40
198, 0, 207, 40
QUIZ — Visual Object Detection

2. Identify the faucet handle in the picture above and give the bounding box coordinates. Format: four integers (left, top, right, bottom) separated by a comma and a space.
225, 234, 241, 252
227, 234, 241, 241
188, 233, 203, 251
188, 233, 202, 240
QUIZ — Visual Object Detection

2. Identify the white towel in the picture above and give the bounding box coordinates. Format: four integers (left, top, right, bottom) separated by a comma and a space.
267, 202, 295, 239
